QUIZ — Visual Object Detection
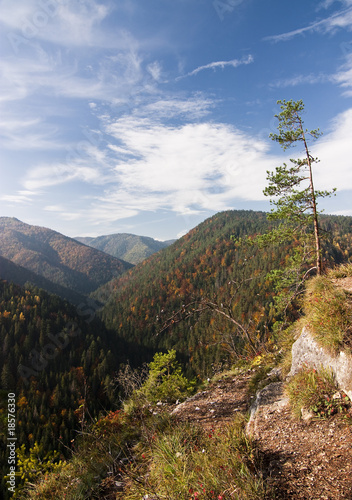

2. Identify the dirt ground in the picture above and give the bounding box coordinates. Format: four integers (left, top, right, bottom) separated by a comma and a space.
172, 373, 352, 500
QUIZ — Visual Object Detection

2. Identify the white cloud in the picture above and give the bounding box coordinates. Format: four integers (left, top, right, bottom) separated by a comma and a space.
24, 162, 105, 190
178, 55, 254, 79
91, 109, 276, 220
314, 107, 352, 190
264, 6, 352, 42
333, 54, 352, 94
88, 101, 352, 224
270, 73, 333, 88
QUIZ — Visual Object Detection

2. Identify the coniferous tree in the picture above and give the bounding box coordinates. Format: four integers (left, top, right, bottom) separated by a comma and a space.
254, 100, 336, 315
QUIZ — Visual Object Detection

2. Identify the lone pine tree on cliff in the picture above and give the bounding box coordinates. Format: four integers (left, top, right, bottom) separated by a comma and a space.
255, 99, 336, 314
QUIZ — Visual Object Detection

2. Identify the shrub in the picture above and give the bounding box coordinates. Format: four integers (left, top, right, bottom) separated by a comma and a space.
124, 350, 196, 415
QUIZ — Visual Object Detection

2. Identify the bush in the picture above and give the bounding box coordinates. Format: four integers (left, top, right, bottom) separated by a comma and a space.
124, 350, 196, 416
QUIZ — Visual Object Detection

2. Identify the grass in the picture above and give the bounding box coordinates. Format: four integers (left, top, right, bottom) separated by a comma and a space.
20, 410, 269, 500
301, 270, 352, 354
122, 415, 268, 500
286, 367, 338, 419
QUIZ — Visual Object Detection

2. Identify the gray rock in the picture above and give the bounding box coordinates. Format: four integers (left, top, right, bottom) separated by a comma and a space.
246, 382, 289, 437
289, 327, 352, 400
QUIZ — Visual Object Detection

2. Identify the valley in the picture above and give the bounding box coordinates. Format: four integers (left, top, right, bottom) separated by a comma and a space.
1, 210, 352, 498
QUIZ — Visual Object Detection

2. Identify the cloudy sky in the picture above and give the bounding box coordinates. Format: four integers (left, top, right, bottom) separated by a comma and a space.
1, 0, 352, 240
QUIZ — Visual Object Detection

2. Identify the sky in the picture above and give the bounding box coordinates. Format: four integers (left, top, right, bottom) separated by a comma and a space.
1, 0, 352, 240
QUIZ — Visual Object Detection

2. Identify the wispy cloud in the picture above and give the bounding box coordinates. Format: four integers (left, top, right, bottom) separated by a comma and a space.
269, 72, 333, 88
0, 0, 112, 49
85, 102, 275, 221
177, 55, 253, 80
0, 190, 36, 205
264, 6, 352, 42
333, 53, 352, 94
85, 100, 352, 224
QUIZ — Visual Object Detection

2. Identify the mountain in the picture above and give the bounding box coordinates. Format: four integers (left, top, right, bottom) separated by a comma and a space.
99, 210, 352, 377
0, 217, 133, 299
75, 233, 176, 264
0, 255, 86, 304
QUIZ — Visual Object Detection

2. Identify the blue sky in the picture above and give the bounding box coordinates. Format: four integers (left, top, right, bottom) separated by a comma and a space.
1, 0, 352, 240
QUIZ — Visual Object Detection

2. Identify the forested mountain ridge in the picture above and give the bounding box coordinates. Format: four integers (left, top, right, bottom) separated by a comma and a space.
0, 255, 87, 305
100, 210, 352, 377
0, 279, 155, 497
75, 233, 175, 264
0, 218, 133, 299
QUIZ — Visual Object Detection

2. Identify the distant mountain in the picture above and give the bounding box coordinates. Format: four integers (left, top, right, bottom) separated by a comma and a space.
75, 233, 176, 264
0, 217, 133, 298
0, 255, 87, 304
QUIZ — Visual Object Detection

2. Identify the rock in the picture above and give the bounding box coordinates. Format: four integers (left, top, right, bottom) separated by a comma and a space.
289, 327, 352, 400
246, 382, 289, 437
301, 407, 315, 422
267, 367, 282, 380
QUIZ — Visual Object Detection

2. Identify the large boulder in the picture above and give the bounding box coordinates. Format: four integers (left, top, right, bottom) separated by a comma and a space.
289, 327, 352, 400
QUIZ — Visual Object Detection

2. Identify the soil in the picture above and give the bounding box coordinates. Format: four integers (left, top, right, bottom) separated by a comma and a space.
171, 372, 251, 430
172, 372, 352, 500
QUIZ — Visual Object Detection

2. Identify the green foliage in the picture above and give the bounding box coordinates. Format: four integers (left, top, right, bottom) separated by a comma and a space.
124, 350, 195, 415
8, 442, 65, 498
141, 349, 195, 403
311, 392, 351, 419
302, 271, 352, 353
286, 367, 337, 419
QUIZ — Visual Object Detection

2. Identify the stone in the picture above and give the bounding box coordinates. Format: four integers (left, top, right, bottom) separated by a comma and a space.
289, 327, 352, 400
246, 382, 289, 437
301, 407, 315, 422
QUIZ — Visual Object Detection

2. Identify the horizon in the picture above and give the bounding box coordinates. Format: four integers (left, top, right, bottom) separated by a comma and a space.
1, 1, 352, 240
0, 205, 348, 242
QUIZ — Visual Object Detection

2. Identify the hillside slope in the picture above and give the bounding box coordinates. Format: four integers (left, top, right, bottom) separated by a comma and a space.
99, 210, 352, 377
0, 278, 155, 498
0, 255, 86, 304
0, 218, 133, 297
75, 233, 175, 264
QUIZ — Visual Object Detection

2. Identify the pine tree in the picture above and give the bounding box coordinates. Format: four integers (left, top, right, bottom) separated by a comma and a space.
255, 99, 336, 315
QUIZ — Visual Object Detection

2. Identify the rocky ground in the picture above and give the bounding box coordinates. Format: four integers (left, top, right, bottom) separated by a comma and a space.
172, 373, 352, 499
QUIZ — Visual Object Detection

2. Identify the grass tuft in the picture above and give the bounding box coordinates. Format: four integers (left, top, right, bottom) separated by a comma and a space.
301, 273, 352, 354
286, 367, 337, 419
123, 415, 268, 500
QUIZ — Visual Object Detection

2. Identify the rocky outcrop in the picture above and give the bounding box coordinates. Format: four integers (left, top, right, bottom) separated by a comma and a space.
246, 381, 288, 437
289, 326, 352, 400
